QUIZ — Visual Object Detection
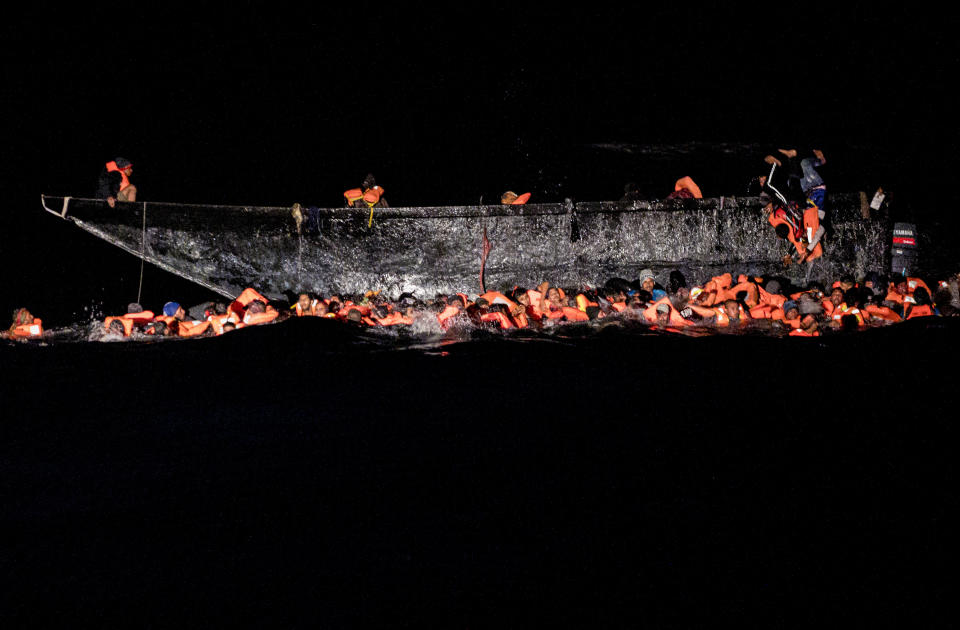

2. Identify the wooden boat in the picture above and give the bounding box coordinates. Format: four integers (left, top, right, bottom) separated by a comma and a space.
41, 193, 890, 301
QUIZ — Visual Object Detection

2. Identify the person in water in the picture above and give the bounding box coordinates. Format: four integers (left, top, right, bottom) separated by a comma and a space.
4, 308, 43, 339
97, 157, 137, 208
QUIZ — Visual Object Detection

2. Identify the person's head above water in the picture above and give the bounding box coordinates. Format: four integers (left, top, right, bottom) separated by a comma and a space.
639, 269, 656, 293
162, 302, 185, 319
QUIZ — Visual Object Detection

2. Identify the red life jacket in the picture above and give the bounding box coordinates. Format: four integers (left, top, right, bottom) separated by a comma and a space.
105, 161, 131, 192
906, 304, 934, 319
343, 188, 364, 206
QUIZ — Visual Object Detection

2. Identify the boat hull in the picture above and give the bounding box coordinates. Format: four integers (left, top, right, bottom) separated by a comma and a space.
41, 195, 890, 300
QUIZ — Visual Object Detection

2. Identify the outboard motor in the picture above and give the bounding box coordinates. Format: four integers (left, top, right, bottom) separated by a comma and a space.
891, 222, 918, 277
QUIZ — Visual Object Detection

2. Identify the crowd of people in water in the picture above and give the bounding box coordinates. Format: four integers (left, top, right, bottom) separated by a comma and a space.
6, 268, 959, 342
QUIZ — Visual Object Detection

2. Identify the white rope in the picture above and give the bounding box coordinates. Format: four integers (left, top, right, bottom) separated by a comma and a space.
137, 202, 146, 305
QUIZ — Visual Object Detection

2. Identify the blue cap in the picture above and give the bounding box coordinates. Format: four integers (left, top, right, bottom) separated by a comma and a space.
782, 300, 799, 315
162, 301, 181, 317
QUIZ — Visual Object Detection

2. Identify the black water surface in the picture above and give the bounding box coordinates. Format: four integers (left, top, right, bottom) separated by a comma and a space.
2, 318, 957, 625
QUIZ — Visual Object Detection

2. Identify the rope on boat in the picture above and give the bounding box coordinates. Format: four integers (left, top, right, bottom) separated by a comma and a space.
137, 201, 146, 305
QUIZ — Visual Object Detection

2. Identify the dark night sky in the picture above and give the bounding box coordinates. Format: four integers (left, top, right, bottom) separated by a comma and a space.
13, 6, 956, 205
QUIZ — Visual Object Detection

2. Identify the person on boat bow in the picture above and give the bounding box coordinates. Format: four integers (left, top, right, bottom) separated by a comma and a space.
97, 157, 137, 208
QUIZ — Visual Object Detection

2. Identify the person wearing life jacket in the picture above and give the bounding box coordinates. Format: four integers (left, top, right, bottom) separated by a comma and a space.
779, 301, 804, 329
146, 301, 185, 336
638, 269, 660, 295
862, 293, 903, 325
829, 289, 868, 328
436, 295, 464, 328
104, 316, 135, 337
373, 305, 413, 327
5, 308, 43, 339
768, 200, 824, 265
293, 293, 321, 317
643, 296, 691, 328
102, 302, 156, 338
242, 299, 280, 326
905, 287, 937, 319
666, 176, 703, 200
344, 173, 388, 208
479, 303, 518, 329
819, 286, 841, 317
789, 314, 822, 337
97, 157, 136, 208
500, 191, 532, 205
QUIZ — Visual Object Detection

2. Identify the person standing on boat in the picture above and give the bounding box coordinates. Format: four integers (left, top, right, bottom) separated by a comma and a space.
97, 157, 137, 208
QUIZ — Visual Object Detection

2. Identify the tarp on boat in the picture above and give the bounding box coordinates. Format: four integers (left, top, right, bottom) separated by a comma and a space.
41, 194, 889, 300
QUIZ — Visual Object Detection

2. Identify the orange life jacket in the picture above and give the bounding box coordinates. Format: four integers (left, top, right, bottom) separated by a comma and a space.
343, 188, 364, 206
831, 304, 866, 326
104, 316, 135, 337
722, 281, 760, 308
906, 277, 933, 297
236, 288, 270, 307
575, 294, 599, 312
511, 192, 531, 205
713, 304, 750, 326
480, 291, 518, 311
121, 310, 154, 326
863, 304, 902, 323
11, 319, 43, 338
437, 305, 461, 326
481, 311, 515, 329
673, 176, 703, 199
561, 306, 589, 322
105, 161, 131, 192
243, 308, 279, 326
789, 327, 821, 337
362, 186, 384, 207
906, 304, 934, 319
178, 320, 212, 337
375, 311, 413, 326
294, 300, 322, 317
642, 297, 691, 327
758, 286, 786, 308
749, 303, 777, 319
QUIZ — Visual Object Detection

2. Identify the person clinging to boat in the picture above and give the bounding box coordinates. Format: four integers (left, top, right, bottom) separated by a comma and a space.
97, 157, 137, 208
